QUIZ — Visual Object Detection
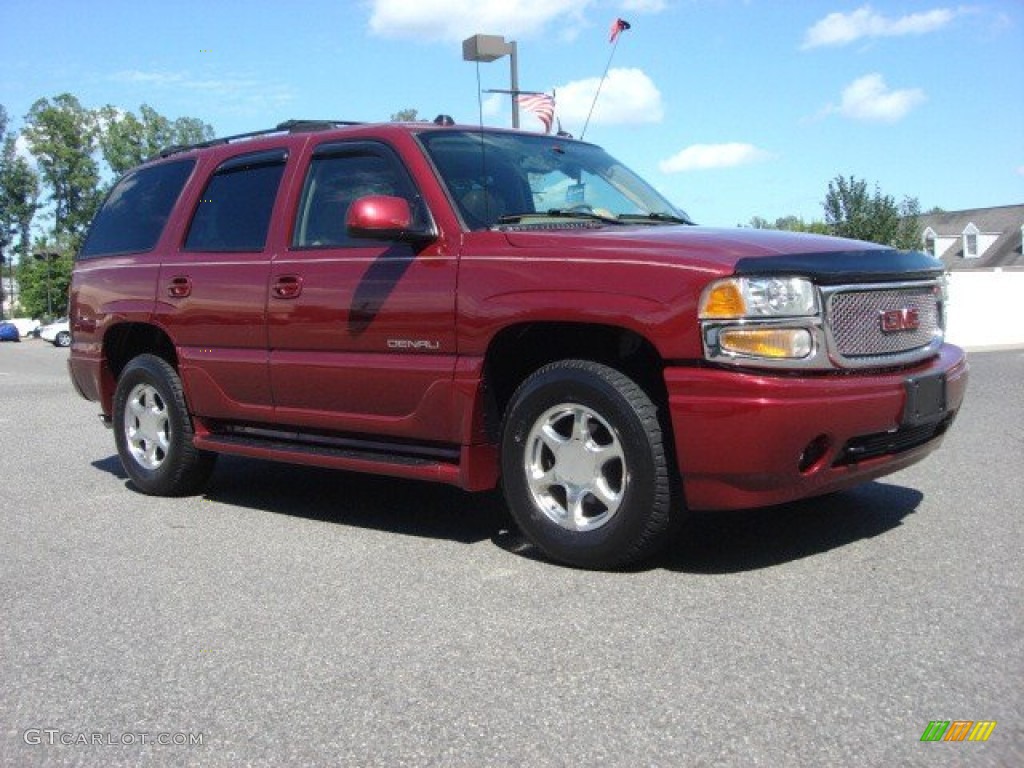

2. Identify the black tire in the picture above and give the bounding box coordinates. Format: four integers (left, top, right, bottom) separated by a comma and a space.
500, 360, 675, 569
113, 354, 216, 496
54, 331, 71, 347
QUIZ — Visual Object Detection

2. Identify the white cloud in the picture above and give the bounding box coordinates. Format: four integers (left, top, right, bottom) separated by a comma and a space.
803, 5, 957, 48
553, 68, 663, 129
833, 73, 926, 122
111, 69, 187, 87
621, 0, 667, 12
658, 143, 772, 173
108, 69, 295, 113
481, 93, 504, 117
368, 0, 594, 42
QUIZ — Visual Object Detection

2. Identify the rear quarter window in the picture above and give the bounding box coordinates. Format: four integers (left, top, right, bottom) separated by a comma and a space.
79, 159, 195, 259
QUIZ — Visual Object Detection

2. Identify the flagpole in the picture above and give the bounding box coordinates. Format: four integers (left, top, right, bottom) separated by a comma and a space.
581, 30, 624, 139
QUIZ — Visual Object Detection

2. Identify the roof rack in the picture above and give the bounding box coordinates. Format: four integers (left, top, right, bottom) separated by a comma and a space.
152, 119, 364, 160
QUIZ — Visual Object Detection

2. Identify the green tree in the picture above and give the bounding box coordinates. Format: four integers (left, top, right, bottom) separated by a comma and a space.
171, 115, 215, 146
98, 104, 214, 176
894, 195, 921, 251
746, 214, 828, 234
823, 174, 920, 249
0, 104, 10, 317
390, 108, 419, 122
23, 93, 102, 247
15, 240, 71, 319
1, 106, 41, 318
96, 107, 147, 176
1, 134, 42, 260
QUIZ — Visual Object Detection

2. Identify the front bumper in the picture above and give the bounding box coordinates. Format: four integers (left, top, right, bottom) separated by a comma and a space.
666, 343, 968, 510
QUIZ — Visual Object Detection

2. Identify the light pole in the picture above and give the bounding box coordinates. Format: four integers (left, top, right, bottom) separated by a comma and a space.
462, 33, 520, 129
33, 251, 60, 319
0, 253, 6, 322
0, 240, 6, 322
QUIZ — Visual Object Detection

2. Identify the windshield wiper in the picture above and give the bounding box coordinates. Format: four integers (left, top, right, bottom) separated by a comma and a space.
497, 208, 626, 226
618, 212, 695, 225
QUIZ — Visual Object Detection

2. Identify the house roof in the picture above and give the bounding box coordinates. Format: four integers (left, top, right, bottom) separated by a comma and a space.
917, 204, 1024, 270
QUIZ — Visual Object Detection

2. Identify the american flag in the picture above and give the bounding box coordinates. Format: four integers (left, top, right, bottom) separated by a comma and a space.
609, 18, 631, 43
516, 93, 556, 133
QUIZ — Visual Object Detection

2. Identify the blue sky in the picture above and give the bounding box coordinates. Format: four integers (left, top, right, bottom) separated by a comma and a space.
1, 0, 1021, 226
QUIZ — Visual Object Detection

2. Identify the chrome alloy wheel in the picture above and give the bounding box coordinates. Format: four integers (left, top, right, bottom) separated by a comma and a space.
123, 383, 171, 470
524, 403, 627, 532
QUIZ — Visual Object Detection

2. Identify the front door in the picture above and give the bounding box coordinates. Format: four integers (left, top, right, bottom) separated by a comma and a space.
266, 141, 459, 443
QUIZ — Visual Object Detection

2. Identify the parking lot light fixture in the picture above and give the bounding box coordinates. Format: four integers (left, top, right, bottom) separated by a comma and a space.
462, 33, 520, 129
33, 251, 60, 319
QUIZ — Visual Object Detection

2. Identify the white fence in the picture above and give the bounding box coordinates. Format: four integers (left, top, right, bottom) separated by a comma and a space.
945, 269, 1024, 350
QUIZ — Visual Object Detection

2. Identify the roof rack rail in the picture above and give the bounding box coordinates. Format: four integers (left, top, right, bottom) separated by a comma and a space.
152, 119, 364, 161
276, 119, 362, 133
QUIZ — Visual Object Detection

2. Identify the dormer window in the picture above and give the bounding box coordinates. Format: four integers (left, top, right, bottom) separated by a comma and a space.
922, 227, 936, 257
963, 222, 979, 259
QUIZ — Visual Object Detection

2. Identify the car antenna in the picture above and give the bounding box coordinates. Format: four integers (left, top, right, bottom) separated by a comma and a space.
469, 58, 494, 227
581, 18, 632, 139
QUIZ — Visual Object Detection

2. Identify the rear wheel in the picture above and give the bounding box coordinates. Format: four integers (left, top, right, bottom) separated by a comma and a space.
113, 354, 216, 496
501, 360, 675, 569
54, 330, 71, 347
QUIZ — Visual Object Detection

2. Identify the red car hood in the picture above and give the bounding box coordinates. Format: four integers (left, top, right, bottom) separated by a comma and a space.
499, 225, 950, 284
501, 225, 886, 274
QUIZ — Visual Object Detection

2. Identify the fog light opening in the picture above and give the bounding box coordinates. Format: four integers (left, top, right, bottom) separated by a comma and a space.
799, 434, 831, 474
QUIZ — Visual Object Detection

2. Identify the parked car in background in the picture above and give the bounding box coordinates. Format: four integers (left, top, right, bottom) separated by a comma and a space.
39, 319, 71, 347
6, 317, 41, 338
0, 321, 21, 342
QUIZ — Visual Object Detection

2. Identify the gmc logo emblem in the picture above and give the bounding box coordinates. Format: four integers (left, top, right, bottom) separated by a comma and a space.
880, 308, 920, 333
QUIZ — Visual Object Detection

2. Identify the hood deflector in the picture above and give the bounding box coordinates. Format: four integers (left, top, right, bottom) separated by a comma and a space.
733, 249, 944, 285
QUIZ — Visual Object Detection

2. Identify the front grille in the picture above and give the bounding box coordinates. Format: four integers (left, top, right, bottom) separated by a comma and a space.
826, 283, 942, 363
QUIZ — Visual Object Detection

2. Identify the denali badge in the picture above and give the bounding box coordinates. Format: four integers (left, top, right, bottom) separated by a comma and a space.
387, 339, 440, 350
879, 308, 920, 333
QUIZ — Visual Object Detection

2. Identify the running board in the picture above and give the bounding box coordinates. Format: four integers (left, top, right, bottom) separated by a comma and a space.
194, 430, 464, 486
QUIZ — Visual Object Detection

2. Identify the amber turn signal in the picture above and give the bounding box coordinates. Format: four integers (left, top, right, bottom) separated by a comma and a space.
718, 328, 813, 359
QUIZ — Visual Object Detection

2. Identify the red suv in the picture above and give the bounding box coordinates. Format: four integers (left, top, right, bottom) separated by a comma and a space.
68, 119, 968, 568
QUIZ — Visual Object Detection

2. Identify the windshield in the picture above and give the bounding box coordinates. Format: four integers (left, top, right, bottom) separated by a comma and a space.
418, 130, 692, 231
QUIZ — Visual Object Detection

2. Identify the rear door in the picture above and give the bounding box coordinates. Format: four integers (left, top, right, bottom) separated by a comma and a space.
156, 148, 289, 421
266, 140, 459, 442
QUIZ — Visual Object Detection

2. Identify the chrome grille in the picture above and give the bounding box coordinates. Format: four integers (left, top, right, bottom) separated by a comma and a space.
827, 284, 942, 360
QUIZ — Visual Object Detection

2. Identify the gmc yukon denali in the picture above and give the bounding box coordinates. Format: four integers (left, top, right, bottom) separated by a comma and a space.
68, 119, 968, 568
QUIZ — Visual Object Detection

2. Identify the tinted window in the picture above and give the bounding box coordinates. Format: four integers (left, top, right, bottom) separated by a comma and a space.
80, 159, 195, 258
185, 151, 287, 251
419, 131, 690, 230
292, 144, 421, 248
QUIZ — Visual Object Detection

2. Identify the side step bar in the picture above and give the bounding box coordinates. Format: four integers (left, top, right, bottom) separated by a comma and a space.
193, 428, 475, 487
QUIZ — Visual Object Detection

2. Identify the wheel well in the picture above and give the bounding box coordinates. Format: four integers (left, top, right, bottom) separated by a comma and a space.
482, 322, 668, 440
104, 323, 178, 381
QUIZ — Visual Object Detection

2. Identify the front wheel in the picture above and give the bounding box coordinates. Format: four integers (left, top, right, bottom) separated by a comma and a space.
54, 330, 71, 347
501, 360, 676, 569
113, 354, 216, 496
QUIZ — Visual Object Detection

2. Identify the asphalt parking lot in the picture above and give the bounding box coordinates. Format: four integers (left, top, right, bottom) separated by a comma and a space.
1, 340, 1021, 767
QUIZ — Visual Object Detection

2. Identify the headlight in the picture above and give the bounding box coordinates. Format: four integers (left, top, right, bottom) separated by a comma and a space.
699, 277, 818, 319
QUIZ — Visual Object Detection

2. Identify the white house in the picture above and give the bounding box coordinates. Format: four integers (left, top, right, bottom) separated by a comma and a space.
917, 204, 1024, 270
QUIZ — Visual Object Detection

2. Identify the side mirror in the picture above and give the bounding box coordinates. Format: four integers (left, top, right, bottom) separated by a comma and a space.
346, 195, 435, 242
